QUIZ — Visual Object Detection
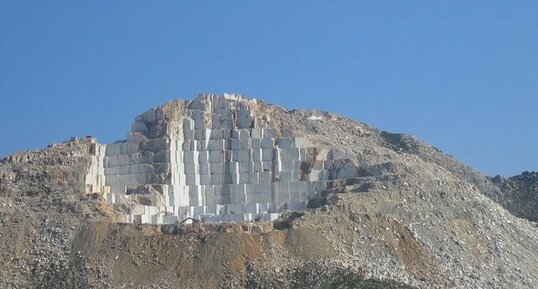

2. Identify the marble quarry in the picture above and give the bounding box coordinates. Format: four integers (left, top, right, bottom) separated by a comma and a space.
85, 94, 358, 224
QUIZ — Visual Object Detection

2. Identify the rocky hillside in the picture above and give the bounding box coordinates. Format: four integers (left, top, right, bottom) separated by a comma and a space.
491, 171, 538, 222
0, 94, 537, 289
0, 140, 91, 198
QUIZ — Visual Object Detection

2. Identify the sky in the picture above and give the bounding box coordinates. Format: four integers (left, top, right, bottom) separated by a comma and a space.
1, 1, 537, 176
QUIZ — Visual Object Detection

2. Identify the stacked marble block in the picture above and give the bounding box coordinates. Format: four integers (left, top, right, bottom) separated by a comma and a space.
152, 98, 322, 223
103, 139, 159, 195
92, 94, 358, 224
84, 142, 109, 194
163, 126, 323, 223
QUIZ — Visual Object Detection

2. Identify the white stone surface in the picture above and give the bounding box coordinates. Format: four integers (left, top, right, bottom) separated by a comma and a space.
87, 94, 358, 224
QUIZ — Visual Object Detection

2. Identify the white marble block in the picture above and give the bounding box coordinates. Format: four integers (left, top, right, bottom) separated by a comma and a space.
277, 138, 294, 148
261, 149, 273, 161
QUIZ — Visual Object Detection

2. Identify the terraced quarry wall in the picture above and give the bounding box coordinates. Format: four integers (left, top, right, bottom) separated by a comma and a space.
85, 94, 357, 224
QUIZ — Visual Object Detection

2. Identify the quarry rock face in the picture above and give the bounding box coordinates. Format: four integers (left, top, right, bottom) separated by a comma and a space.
1, 93, 538, 289
85, 94, 357, 224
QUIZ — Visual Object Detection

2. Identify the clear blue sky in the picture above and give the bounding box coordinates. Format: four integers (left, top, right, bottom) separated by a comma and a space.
1, 1, 537, 176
